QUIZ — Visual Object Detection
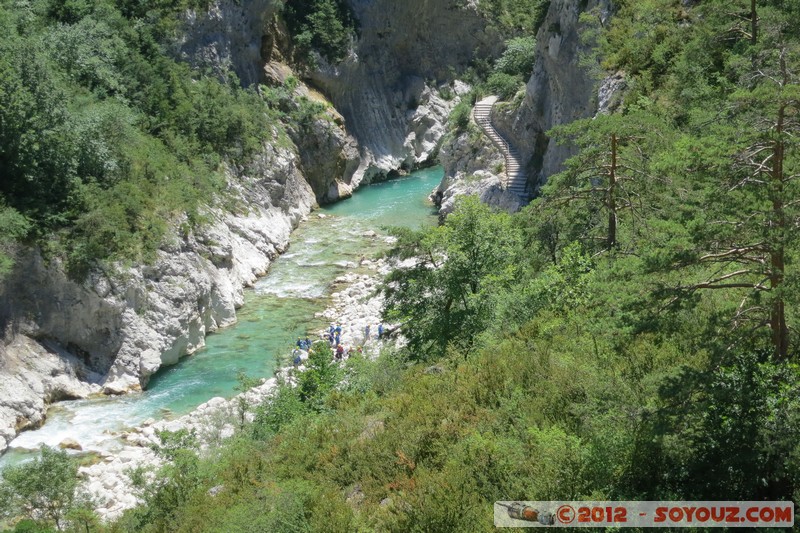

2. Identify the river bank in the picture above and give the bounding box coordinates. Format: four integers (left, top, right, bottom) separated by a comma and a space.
1, 167, 440, 469
77, 255, 396, 520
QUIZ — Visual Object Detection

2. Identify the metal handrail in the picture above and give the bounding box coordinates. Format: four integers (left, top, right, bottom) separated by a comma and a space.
473, 103, 516, 189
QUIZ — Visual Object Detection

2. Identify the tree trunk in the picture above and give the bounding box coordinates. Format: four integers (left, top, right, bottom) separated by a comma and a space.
607, 133, 618, 248
770, 91, 788, 358
750, 0, 757, 46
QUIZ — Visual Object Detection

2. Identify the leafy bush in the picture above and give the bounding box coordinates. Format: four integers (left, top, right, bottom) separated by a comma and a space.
494, 36, 536, 77
0, 0, 277, 276
0, 447, 79, 530
383, 196, 524, 360
282, 0, 358, 65
448, 99, 473, 133
0, 205, 29, 278
487, 71, 523, 100
479, 0, 551, 35
297, 341, 343, 411
251, 385, 308, 440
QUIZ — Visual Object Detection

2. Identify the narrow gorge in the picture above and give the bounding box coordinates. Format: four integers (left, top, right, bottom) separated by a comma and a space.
4, 0, 797, 530
0, 0, 606, 464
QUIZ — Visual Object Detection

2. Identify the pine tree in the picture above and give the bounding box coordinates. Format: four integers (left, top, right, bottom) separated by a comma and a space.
539, 109, 673, 254
665, 2, 800, 357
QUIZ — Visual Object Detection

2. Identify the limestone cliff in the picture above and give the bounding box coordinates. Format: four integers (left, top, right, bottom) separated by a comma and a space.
0, 138, 315, 453
438, 0, 613, 209
433, 116, 523, 217
497, 0, 613, 190
177, 0, 362, 205
173, 0, 278, 87
307, 0, 503, 184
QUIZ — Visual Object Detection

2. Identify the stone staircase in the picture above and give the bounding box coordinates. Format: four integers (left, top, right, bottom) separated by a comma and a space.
473, 96, 529, 199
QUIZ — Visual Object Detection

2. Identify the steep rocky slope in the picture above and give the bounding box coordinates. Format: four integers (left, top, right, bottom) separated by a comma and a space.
0, 139, 315, 453
496, 0, 613, 188
433, 119, 523, 217
0, 1, 316, 454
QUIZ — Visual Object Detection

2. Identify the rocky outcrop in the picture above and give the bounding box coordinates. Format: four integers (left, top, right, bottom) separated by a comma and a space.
307, 0, 503, 184
0, 336, 102, 453
176, 0, 362, 205
431, 122, 522, 217
0, 139, 316, 454
433, 109, 523, 217
174, 0, 280, 86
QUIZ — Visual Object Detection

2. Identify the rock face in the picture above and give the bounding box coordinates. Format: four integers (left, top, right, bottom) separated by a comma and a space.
0, 139, 316, 453
434, 121, 523, 217
437, 0, 612, 210
174, 0, 280, 86
283, 98, 361, 205
0, 336, 102, 453
496, 0, 613, 190
308, 0, 503, 184
177, 0, 362, 206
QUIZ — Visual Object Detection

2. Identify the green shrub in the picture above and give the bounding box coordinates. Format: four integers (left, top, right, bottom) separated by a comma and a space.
448, 99, 473, 133
251, 385, 308, 439
0, 205, 29, 278
495, 36, 536, 77
487, 71, 523, 100
479, 0, 551, 35
0, 1, 275, 276
282, 0, 358, 65
0, 447, 78, 530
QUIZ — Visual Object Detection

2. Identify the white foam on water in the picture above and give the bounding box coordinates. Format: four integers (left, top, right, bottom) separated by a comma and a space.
8, 398, 147, 454
255, 279, 327, 299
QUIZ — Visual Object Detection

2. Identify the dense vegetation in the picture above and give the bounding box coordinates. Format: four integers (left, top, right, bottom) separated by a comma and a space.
478, 0, 551, 37
3, 0, 800, 532
282, 0, 358, 66
0, 0, 279, 277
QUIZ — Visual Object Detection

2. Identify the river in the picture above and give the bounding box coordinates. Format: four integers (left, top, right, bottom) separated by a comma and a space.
0, 167, 442, 468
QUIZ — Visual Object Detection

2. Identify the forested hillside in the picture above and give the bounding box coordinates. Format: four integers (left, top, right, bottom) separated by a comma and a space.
1, 0, 799, 531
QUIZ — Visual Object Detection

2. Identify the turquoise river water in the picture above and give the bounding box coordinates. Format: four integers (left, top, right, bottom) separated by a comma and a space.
0, 167, 442, 468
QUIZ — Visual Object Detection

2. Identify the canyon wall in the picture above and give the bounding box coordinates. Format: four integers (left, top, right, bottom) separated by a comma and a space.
438, 0, 613, 207
308, 0, 503, 184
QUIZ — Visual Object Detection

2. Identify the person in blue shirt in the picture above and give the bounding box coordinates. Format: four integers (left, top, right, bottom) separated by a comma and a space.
378, 323, 384, 339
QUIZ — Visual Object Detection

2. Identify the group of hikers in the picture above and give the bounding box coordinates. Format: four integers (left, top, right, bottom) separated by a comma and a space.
291, 322, 385, 367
